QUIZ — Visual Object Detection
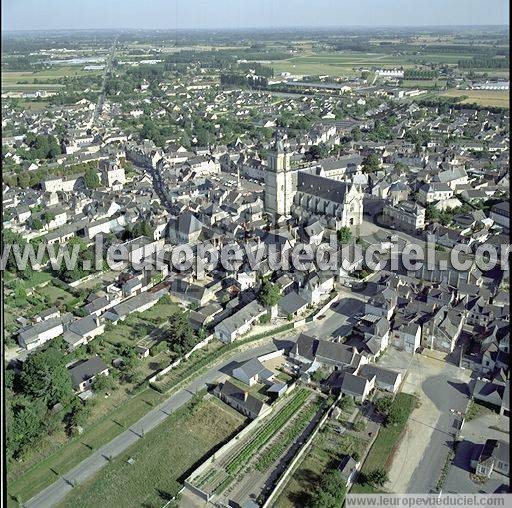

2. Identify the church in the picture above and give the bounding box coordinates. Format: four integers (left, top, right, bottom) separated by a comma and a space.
264, 136, 364, 230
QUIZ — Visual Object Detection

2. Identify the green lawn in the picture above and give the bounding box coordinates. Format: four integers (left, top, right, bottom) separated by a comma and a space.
7, 388, 165, 505
102, 299, 180, 347
57, 396, 245, 508
360, 393, 417, 474
37, 284, 75, 305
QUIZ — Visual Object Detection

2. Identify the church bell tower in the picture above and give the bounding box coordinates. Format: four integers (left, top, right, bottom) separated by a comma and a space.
265, 132, 293, 217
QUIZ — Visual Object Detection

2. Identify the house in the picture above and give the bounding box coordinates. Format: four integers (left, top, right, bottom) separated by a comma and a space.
169, 279, 213, 307
392, 322, 421, 353
167, 211, 203, 244
339, 455, 360, 487
358, 364, 402, 393
214, 380, 271, 419
472, 378, 507, 414
18, 313, 74, 350
68, 356, 109, 392
339, 372, 375, 402
418, 182, 454, 204
278, 291, 309, 318
214, 300, 266, 343
471, 439, 509, 478
290, 333, 318, 365
365, 289, 397, 320
232, 358, 275, 386
490, 202, 509, 232
63, 315, 105, 349
103, 289, 167, 322
421, 308, 465, 353
315, 340, 363, 371
383, 201, 425, 233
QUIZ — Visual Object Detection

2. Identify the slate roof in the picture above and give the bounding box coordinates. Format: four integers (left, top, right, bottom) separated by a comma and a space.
316, 340, 358, 366
340, 373, 370, 397
297, 172, 351, 204
68, 356, 108, 388
218, 380, 268, 416
358, 364, 401, 387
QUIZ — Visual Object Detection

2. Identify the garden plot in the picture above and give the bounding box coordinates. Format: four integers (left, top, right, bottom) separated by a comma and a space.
188, 388, 325, 505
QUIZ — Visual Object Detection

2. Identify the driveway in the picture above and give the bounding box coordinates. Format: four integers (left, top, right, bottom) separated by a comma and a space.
386, 354, 471, 494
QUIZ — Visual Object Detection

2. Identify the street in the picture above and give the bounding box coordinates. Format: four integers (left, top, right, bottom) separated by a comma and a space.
24, 295, 361, 508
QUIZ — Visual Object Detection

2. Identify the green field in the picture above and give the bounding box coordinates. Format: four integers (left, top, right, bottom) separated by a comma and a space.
57, 396, 245, 508
7, 388, 165, 506
268, 51, 480, 77
360, 393, 417, 474
2, 66, 100, 91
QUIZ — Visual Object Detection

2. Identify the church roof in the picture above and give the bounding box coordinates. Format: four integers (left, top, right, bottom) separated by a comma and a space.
297, 172, 351, 204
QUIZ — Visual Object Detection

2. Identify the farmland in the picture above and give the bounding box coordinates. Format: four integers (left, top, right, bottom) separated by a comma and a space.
188, 388, 325, 505
1, 66, 101, 91
57, 395, 245, 508
268, 50, 485, 78
440, 88, 509, 108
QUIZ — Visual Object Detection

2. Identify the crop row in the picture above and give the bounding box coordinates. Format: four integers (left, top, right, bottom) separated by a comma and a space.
224, 389, 310, 476
255, 402, 319, 471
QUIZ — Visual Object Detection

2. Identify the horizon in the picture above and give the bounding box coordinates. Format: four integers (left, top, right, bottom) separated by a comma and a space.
2, 0, 510, 32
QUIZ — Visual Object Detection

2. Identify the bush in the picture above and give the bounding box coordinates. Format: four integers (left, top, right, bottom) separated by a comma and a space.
150, 341, 167, 356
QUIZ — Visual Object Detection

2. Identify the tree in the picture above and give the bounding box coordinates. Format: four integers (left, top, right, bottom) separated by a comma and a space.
366, 468, 389, 487
6, 396, 47, 459
20, 346, 74, 408
91, 373, 116, 393
166, 312, 198, 355
307, 143, 329, 161
84, 167, 100, 189
310, 469, 346, 508
375, 395, 393, 415
337, 226, 352, 244
362, 153, 380, 173
257, 280, 282, 307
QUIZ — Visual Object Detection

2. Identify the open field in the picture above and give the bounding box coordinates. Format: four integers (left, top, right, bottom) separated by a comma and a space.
441, 88, 509, 108
57, 396, 245, 508
7, 388, 165, 506
268, 51, 484, 77
2, 66, 100, 90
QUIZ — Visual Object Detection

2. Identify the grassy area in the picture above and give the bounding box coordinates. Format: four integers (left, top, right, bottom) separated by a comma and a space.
441, 88, 509, 108
37, 284, 76, 305
7, 388, 165, 505
360, 393, 417, 474
275, 423, 368, 508
268, 50, 481, 78
101, 299, 180, 348
465, 399, 496, 421
57, 396, 245, 508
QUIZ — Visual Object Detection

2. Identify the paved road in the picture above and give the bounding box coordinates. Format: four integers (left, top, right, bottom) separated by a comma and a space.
90, 39, 116, 128
25, 299, 357, 507
387, 354, 471, 494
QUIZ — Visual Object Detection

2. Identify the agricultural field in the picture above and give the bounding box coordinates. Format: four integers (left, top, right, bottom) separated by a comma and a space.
440, 88, 509, 108
57, 395, 245, 508
1, 66, 100, 91
267, 50, 484, 78
188, 388, 323, 503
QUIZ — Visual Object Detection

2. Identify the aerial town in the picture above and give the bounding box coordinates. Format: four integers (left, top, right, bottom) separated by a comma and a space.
1, 8, 510, 508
